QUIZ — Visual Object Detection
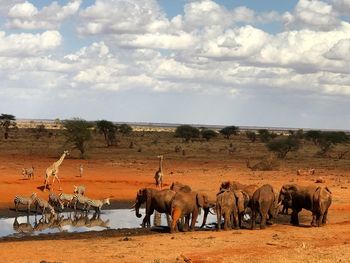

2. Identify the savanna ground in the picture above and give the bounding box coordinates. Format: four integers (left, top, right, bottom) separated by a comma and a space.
0, 123, 349, 262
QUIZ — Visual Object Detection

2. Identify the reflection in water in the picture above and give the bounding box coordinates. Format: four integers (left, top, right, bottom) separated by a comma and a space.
2, 209, 216, 238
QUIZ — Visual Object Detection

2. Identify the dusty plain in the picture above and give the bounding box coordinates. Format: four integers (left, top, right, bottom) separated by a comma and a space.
0, 124, 349, 262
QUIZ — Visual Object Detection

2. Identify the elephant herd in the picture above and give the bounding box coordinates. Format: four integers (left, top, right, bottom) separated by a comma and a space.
131, 181, 332, 233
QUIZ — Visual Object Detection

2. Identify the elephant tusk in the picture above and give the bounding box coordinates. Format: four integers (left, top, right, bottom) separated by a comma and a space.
209, 209, 215, 215
130, 202, 137, 209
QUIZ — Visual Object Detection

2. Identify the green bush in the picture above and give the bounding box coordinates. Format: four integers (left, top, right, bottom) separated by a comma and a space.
219, 126, 239, 139
246, 131, 257, 142
266, 137, 300, 158
175, 125, 200, 142
201, 129, 217, 141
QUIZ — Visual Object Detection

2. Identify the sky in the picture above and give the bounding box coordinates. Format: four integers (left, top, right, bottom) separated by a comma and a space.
0, 0, 350, 129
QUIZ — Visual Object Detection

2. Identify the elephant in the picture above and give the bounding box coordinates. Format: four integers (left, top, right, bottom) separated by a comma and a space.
278, 184, 331, 226
215, 190, 239, 230
170, 191, 213, 233
220, 181, 258, 201
278, 184, 332, 225
311, 186, 332, 227
170, 181, 192, 193
233, 189, 250, 228
132, 188, 176, 228
251, 184, 278, 230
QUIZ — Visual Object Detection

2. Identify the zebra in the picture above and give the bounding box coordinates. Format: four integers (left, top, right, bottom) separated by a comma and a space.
73, 193, 92, 211
73, 185, 86, 195
86, 198, 110, 213
34, 197, 56, 217
48, 192, 64, 211
22, 166, 34, 180
14, 193, 37, 213
59, 192, 75, 208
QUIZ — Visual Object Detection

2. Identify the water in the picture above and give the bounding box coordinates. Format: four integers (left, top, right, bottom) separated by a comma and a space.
0, 209, 217, 238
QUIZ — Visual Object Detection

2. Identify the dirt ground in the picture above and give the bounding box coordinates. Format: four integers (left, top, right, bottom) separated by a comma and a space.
0, 150, 349, 263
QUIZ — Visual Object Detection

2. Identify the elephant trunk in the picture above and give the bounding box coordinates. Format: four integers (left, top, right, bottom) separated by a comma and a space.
135, 202, 142, 218
200, 207, 210, 228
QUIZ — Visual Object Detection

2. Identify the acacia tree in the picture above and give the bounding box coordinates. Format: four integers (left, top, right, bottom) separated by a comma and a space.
266, 137, 300, 158
63, 118, 93, 158
219, 126, 239, 139
96, 120, 117, 147
175, 125, 200, 142
201, 129, 217, 141
0, 114, 16, 139
118, 123, 133, 136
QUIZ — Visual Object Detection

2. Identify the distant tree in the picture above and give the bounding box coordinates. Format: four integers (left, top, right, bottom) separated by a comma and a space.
266, 137, 300, 158
201, 129, 217, 141
63, 118, 93, 158
0, 114, 16, 139
219, 126, 239, 139
317, 131, 349, 155
118, 124, 133, 136
258, 129, 276, 142
246, 131, 257, 142
175, 125, 200, 142
34, 123, 47, 139
53, 118, 62, 128
305, 130, 323, 145
96, 120, 117, 147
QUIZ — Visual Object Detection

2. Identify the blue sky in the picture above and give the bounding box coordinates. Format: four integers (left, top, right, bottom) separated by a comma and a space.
0, 0, 350, 129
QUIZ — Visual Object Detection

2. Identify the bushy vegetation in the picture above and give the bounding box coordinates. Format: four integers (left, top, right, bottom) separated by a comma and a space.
258, 129, 277, 142
305, 130, 349, 155
96, 120, 117, 147
201, 129, 217, 141
266, 137, 300, 158
219, 126, 239, 139
246, 131, 257, 142
119, 123, 133, 136
63, 118, 93, 158
0, 113, 17, 139
175, 125, 200, 142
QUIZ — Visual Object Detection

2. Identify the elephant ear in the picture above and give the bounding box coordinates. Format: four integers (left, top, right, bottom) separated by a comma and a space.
233, 190, 245, 214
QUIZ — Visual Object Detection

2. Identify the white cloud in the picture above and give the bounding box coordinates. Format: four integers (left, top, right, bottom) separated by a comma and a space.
283, 0, 340, 31
0, 30, 62, 57
6, 0, 82, 30
325, 39, 350, 61
78, 0, 169, 35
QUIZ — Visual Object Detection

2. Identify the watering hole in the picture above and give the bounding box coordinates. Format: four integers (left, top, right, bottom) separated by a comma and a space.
0, 209, 217, 238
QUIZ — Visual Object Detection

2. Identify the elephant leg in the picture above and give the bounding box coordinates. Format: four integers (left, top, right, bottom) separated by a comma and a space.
322, 210, 328, 225
217, 209, 222, 231
311, 212, 317, 227
166, 214, 171, 228
171, 207, 181, 233
238, 212, 243, 228
183, 216, 190, 232
317, 213, 323, 227
260, 211, 267, 229
223, 213, 230, 230
291, 210, 300, 226
190, 210, 199, 231
250, 209, 256, 230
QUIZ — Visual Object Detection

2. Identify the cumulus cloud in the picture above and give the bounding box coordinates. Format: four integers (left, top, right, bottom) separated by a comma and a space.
0, 30, 62, 56
283, 0, 341, 31
6, 0, 82, 30
78, 0, 169, 35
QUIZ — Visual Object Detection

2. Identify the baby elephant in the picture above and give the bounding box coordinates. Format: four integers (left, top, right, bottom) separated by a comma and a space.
251, 184, 277, 230
216, 190, 239, 230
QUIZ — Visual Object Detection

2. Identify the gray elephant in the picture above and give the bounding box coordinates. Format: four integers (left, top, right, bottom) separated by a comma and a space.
233, 189, 250, 228
311, 186, 332, 227
251, 184, 277, 230
170, 181, 192, 193
170, 191, 213, 233
220, 181, 258, 201
278, 184, 331, 226
132, 188, 175, 228
216, 190, 239, 230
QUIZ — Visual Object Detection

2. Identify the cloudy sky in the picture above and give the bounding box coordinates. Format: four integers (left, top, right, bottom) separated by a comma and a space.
0, 0, 350, 129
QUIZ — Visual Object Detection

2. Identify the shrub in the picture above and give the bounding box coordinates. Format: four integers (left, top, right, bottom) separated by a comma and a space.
246, 131, 257, 142
96, 120, 117, 147
175, 125, 200, 142
266, 137, 300, 158
201, 129, 217, 141
219, 126, 239, 139
0, 113, 16, 139
118, 124, 133, 136
63, 118, 93, 158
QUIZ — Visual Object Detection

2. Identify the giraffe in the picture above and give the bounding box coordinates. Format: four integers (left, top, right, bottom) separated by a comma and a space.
154, 155, 163, 189
44, 150, 69, 191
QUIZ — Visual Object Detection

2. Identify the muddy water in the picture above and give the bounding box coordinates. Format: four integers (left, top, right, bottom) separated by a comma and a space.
0, 209, 217, 238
